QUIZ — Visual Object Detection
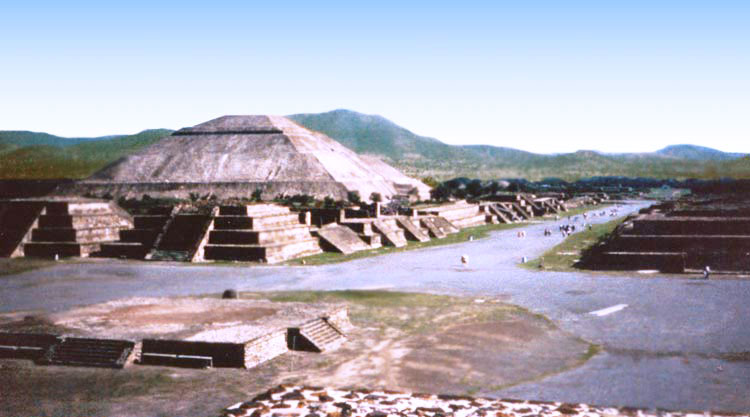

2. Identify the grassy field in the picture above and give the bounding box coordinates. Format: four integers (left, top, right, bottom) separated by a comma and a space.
521, 216, 625, 272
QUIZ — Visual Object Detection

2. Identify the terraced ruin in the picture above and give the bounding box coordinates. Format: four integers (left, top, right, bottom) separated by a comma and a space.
0, 297, 349, 370
1, 193, 573, 264
584, 196, 750, 273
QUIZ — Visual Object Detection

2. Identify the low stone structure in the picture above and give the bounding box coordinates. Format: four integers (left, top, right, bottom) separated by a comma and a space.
417, 200, 487, 229
0, 198, 132, 258
586, 197, 750, 272
221, 385, 742, 417
1, 297, 350, 370
204, 204, 322, 263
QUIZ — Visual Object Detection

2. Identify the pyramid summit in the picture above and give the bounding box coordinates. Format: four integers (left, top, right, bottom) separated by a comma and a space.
62, 115, 430, 201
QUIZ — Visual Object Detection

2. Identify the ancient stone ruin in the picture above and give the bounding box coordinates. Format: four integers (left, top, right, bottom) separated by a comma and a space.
585, 197, 750, 273
0, 298, 350, 370
57, 115, 431, 202
0, 199, 132, 258
1, 191, 574, 263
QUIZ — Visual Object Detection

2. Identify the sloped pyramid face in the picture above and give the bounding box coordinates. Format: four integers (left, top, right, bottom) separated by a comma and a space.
75, 115, 431, 201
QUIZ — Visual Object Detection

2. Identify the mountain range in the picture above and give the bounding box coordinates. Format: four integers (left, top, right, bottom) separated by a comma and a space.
0, 109, 747, 181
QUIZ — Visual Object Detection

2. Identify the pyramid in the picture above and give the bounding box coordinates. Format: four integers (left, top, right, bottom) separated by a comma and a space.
61, 116, 431, 202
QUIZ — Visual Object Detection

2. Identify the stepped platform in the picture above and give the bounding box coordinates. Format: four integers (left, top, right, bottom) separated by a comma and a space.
205, 204, 321, 263
97, 208, 174, 260
396, 217, 430, 242
1, 199, 133, 259
0, 201, 46, 257
631, 215, 750, 235
289, 318, 346, 353
596, 251, 687, 273
209, 225, 313, 245
316, 224, 370, 254
205, 238, 321, 263
2, 297, 352, 370
38, 337, 135, 368
417, 200, 487, 229
607, 235, 750, 252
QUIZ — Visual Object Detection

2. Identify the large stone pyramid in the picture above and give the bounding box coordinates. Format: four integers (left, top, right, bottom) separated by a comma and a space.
62, 116, 431, 201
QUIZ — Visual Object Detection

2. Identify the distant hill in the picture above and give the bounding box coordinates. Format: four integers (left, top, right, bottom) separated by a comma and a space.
0, 129, 172, 179
290, 109, 748, 180
655, 144, 744, 161
0, 131, 112, 147
1, 110, 748, 181
288, 109, 464, 161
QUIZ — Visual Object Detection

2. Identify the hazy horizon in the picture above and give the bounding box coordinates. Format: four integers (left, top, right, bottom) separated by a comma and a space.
2, 1, 748, 154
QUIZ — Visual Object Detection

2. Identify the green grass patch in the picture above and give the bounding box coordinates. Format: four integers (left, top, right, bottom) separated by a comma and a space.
522, 216, 625, 272
0, 258, 58, 277
266, 289, 454, 308
287, 221, 527, 265
558, 203, 612, 218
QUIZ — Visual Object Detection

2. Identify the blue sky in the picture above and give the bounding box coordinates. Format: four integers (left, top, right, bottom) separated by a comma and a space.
1, 0, 748, 153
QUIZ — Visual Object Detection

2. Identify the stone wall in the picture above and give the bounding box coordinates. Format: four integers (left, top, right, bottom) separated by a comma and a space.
244, 330, 289, 368
56, 181, 351, 201
325, 307, 351, 332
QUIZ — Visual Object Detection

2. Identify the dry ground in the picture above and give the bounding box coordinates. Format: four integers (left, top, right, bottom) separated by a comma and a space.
0, 291, 595, 417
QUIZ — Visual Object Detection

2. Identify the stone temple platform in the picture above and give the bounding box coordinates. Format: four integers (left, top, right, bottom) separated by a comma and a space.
221, 385, 745, 417
0, 297, 350, 369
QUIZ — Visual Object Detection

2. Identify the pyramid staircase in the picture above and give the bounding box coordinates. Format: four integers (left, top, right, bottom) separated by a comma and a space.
292, 318, 346, 353
396, 217, 430, 242
372, 218, 408, 247
97, 206, 175, 259
148, 212, 214, 261
22, 201, 132, 258
38, 337, 135, 368
339, 220, 382, 249
315, 223, 371, 255
204, 204, 322, 263
485, 203, 513, 224
419, 217, 447, 238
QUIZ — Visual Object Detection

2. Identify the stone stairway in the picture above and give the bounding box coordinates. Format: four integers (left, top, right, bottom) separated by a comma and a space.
22, 201, 132, 258
419, 217, 447, 238
97, 206, 174, 259
372, 219, 408, 247
38, 337, 135, 368
204, 204, 322, 263
149, 213, 214, 261
316, 224, 371, 254
396, 217, 430, 242
296, 319, 346, 353
339, 220, 382, 249
485, 203, 513, 224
